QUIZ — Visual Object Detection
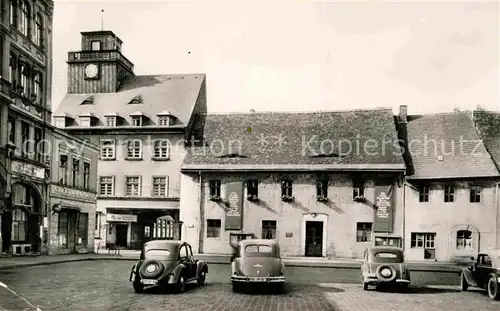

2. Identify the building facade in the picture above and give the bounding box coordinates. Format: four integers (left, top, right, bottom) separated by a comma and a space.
180, 109, 406, 257
399, 106, 500, 261
47, 127, 98, 255
0, 0, 54, 255
54, 30, 207, 250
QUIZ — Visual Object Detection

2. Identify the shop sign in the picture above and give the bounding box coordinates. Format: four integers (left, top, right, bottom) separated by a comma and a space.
107, 213, 137, 222
11, 160, 45, 179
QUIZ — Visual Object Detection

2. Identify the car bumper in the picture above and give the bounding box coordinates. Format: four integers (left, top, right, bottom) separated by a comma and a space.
231, 276, 286, 283
363, 275, 410, 285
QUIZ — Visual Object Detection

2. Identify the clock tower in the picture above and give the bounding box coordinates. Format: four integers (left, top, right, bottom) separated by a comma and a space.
66, 30, 135, 94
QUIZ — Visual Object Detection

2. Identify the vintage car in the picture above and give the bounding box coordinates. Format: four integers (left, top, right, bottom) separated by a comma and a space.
360, 246, 410, 291
129, 240, 208, 293
460, 250, 500, 300
230, 239, 286, 292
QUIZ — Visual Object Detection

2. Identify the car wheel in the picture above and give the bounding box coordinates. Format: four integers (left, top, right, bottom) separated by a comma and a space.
487, 276, 500, 300
175, 274, 186, 294
363, 282, 368, 291
460, 273, 468, 291
197, 270, 206, 285
133, 281, 144, 293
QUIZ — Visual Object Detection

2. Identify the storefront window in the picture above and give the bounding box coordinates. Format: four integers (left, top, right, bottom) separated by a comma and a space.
11, 208, 28, 242
58, 211, 68, 248
77, 213, 88, 247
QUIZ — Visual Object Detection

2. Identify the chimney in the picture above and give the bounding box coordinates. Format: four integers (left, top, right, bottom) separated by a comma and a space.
398, 105, 407, 123
249, 109, 255, 113
454, 107, 460, 113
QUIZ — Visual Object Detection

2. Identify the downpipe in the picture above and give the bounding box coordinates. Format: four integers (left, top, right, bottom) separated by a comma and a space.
496, 182, 500, 248
198, 171, 204, 254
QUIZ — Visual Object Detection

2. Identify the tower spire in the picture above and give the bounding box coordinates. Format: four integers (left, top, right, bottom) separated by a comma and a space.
100, 9, 104, 30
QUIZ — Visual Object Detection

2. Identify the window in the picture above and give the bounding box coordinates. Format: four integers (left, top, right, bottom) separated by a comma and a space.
281, 180, 293, 198
100, 139, 115, 159
261, 220, 276, 239
316, 179, 328, 200
131, 116, 142, 126
410, 232, 436, 248
374, 237, 401, 247
444, 185, 455, 202
247, 180, 258, 199
209, 180, 221, 199
33, 72, 41, 101
21, 121, 29, 157
58, 211, 69, 248
419, 185, 430, 202
58, 154, 68, 184
10, 1, 16, 26
105, 116, 116, 127
77, 213, 88, 247
83, 163, 90, 190
126, 176, 141, 196
153, 140, 169, 159
353, 180, 365, 199
19, 0, 29, 37
470, 186, 481, 203
20, 63, 29, 95
91, 40, 101, 51
95, 213, 100, 236
457, 230, 472, 249
34, 127, 42, 162
34, 13, 43, 46
7, 116, 15, 143
144, 226, 150, 238
54, 117, 65, 128
11, 208, 28, 242
126, 139, 142, 159
9, 53, 16, 83
72, 158, 80, 187
99, 176, 114, 196
356, 222, 372, 242
80, 117, 91, 127
207, 219, 221, 238
152, 176, 168, 196
158, 116, 171, 126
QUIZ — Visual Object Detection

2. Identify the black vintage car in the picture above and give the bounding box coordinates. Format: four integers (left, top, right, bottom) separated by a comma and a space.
129, 240, 208, 293
230, 239, 286, 292
360, 247, 411, 291
460, 250, 500, 300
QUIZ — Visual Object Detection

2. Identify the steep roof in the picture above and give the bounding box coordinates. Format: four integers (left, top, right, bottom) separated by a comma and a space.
182, 108, 406, 171
405, 111, 499, 179
473, 110, 500, 172
54, 74, 205, 127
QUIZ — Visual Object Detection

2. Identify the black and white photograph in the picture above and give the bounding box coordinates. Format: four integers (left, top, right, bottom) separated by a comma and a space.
0, 0, 500, 310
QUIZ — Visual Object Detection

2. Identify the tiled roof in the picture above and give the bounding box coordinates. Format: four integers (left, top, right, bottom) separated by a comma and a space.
182, 108, 405, 171
54, 74, 205, 127
472, 110, 500, 172
405, 112, 499, 179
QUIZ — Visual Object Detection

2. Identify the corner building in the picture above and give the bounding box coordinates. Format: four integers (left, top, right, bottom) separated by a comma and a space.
180, 109, 406, 257
54, 30, 207, 250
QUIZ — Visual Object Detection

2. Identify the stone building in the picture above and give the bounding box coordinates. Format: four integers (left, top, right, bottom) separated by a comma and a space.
0, 0, 54, 254
47, 127, 98, 255
399, 106, 500, 261
53, 30, 207, 250
180, 109, 406, 257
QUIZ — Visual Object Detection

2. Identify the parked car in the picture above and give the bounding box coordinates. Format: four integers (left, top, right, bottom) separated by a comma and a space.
129, 240, 208, 293
460, 250, 500, 300
230, 239, 286, 292
360, 246, 410, 291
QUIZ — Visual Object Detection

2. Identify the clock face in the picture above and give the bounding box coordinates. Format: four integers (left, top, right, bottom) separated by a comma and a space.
85, 64, 99, 78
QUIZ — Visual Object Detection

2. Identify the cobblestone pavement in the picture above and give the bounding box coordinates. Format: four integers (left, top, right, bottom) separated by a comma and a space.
0, 261, 496, 311
321, 283, 500, 311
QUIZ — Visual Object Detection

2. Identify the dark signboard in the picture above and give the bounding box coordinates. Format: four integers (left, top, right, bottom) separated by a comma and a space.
225, 182, 243, 230
373, 184, 394, 233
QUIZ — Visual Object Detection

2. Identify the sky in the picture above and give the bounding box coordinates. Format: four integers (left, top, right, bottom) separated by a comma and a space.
52, 0, 499, 115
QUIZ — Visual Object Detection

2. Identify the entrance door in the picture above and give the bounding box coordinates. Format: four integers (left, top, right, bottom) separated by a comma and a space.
115, 224, 128, 247
305, 221, 323, 257
67, 212, 78, 252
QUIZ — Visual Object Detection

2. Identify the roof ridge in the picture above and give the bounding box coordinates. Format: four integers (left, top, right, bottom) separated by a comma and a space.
204, 107, 393, 116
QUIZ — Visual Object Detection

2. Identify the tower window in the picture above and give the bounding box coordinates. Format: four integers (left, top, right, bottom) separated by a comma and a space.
91, 40, 101, 51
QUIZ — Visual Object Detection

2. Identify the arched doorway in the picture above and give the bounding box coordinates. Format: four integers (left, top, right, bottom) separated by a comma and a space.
1, 182, 42, 254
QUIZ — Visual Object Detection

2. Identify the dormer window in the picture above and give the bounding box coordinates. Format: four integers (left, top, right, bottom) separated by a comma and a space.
81, 96, 94, 105
130, 111, 144, 126
106, 116, 116, 127
157, 111, 175, 126
131, 116, 142, 126
54, 116, 66, 128
128, 95, 142, 105
79, 112, 95, 127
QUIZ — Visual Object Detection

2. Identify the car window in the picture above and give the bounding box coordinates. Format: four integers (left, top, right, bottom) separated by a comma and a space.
188, 245, 193, 257
145, 249, 172, 260
374, 252, 398, 259
482, 255, 492, 266
245, 244, 272, 253
179, 245, 189, 259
